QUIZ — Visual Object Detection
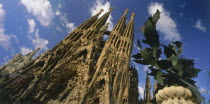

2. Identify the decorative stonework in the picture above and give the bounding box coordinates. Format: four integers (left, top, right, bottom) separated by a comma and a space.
0, 9, 139, 104
156, 86, 196, 104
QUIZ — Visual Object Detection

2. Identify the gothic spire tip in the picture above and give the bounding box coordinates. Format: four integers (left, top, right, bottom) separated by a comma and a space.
122, 9, 129, 17
130, 13, 135, 22
100, 9, 104, 12
97, 9, 104, 14
109, 7, 114, 11
132, 13, 136, 16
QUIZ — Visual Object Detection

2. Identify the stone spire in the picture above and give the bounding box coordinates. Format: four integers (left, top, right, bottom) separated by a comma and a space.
83, 8, 113, 39
63, 9, 104, 43
107, 9, 129, 48
0, 48, 40, 78
145, 70, 151, 104
153, 81, 157, 98
88, 23, 109, 61
113, 9, 129, 34
77, 9, 104, 29
123, 13, 135, 39
24, 48, 40, 60
117, 13, 135, 54
91, 8, 113, 28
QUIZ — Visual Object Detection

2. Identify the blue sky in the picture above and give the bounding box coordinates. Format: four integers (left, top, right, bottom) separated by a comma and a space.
0, 0, 209, 102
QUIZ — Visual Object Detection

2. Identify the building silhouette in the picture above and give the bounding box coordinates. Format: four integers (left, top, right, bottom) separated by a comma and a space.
0, 8, 139, 104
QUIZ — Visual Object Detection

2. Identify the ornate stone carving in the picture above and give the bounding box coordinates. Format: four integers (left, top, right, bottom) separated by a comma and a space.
0, 9, 139, 104
156, 86, 196, 104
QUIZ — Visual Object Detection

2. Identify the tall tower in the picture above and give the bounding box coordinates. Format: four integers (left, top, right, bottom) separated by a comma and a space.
48, 8, 114, 104
0, 8, 139, 104
153, 81, 157, 98
145, 70, 151, 104
79, 10, 137, 104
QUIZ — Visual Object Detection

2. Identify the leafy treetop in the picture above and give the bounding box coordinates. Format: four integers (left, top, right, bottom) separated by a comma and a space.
133, 10, 202, 103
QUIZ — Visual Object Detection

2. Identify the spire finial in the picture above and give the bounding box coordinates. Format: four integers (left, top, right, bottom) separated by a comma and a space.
130, 13, 135, 22
122, 9, 129, 17
108, 7, 114, 12
97, 9, 104, 15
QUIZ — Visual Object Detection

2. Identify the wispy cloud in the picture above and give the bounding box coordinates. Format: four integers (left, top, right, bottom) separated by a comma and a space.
89, 0, 113, 31
20, 0, 54, 27
193, 19, 207, 32
20, 47, 32, 55
27, 19, 49, 50
0, 4, 5, 24
55, 4, 75, 33
0, 4, 18, 50
28, 18, 36, 33
199, 87, 210, 94
148, 2, 181, 41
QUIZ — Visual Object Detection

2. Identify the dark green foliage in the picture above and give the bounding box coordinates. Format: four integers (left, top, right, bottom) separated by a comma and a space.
132, 53, 142, 59
163, 45, 176, 58
140, 48, 156, 65
133, 10, 202, 103
157, 60, 173, 70
139, 10, 161, 52
156, 49, 162, 60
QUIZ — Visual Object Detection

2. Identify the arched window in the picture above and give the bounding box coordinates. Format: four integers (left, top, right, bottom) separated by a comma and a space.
73, 33, 83, 41
116, 40, 121, 48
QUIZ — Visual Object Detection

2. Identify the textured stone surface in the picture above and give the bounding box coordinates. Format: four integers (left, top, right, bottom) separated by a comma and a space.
0, 48, 40, 82
144, 71, 151, 104
156, 86, 196, 104
0, 9, 139, 104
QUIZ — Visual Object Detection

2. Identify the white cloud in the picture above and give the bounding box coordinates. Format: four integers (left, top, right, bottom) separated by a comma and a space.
56, 25, 63, 32
20, 47, 32, 55
32, 29, 49, 50
0, 28, 11, 50
89, 0, 113, 31
138, 82, 145, 99
20, 0, 54, 27
55, 4, 75, 33
27, 18, 49, 50
193, 19, 207, 32
55, 10, 61, 16
66, 22, 75, 32
0, 4, 5, 24
28, 19, 36, 33
199, 87, 210, 94
0, 4, 18, 50
55, 4, 62, 16
148, 2, 181, 41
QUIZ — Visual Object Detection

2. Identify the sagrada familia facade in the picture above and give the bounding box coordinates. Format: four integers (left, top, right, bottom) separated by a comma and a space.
0, 8, 152, 104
